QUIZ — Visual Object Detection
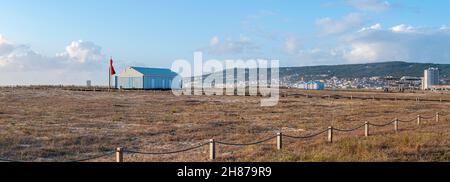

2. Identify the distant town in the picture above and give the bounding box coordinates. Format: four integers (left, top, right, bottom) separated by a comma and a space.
284, 67, 450, 91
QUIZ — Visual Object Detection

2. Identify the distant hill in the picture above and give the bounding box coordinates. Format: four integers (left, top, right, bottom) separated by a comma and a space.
195, 61, 450, 84
279, 61, 450, 82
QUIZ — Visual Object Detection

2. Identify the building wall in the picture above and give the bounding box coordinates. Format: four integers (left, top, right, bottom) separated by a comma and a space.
117, 76, 179, 90
423, 68, 440, 90
117, 76, 144, 89
143, 76, 169, 89
143, 76, 182, 89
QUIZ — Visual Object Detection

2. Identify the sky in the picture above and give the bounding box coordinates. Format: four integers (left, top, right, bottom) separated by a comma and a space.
1, 0, 450, 85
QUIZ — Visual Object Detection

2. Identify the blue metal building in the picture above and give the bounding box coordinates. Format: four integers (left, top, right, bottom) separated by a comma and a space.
304, 81, 325, 90
115, 67, 181, 90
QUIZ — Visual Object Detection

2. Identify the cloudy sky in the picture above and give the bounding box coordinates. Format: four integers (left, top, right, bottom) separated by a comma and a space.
1, 0, 449, 85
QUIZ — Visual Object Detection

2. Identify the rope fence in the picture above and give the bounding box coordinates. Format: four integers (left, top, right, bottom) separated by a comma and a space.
124, 142, 209, 155
0, 157, 25, 162
215, 136, 277, 146
398, 117, 417, 123
285, 92, 450, 103
0, 151, 115, 163
65, 151, 115, 162
333, 123, 366, 132
0, 112, 448, 162
368, 120, 396, 127
283, 128, 329, 139
420, 116, 435, 120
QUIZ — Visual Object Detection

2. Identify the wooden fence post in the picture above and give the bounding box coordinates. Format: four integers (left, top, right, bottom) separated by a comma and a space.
350, 95, 353, 100
327, 126, 333, 143
417, 115, 421, 126
365, 122, 369, 137
436, 112, 440, 122
116, 147, 123, 162
394, 118, 399, 133
277, 133, 282, 150
209, 139, 216, 161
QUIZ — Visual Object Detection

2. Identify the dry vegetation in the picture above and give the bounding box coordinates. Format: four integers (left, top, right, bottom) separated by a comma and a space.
0, 87, 449, 162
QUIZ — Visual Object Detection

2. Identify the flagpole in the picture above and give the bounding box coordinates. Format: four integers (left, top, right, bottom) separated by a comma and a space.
109, 57, 111, 91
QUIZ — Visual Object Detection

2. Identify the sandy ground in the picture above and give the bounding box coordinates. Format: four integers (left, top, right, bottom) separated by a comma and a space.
0, 87, 449, 162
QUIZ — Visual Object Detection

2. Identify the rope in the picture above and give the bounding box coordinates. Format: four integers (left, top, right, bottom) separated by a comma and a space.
0, 151, 115, 162
420, 116, 435, 120
296, 92, 448, 103
0, 157, 26, 162
283, 128, 329, 139
216, 136, 277, 146
124, 142, 209, 155
398, 117, 417, 123
369, 120, 396, 127
334, 123, 366, 132
65, 151, 115, 162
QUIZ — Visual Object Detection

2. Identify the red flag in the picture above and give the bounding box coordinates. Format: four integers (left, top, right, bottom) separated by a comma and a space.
110, 57, 116, 75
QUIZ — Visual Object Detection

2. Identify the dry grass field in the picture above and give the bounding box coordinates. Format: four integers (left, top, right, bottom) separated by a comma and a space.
0, 87, 449, 162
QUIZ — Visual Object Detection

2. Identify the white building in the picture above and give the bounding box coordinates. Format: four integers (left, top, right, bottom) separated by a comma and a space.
115, 67, 181, 90
422, 68, 440, 90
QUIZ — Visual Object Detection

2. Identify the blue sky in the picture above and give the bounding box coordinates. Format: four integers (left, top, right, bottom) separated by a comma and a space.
0, 0, 450, 85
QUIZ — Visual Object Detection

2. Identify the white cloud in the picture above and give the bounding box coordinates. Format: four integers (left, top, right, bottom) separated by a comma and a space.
347, 0, 391, 12
285, 24, 450, 65
209, 36, 220, 47
0, 37, 51, 70
0, 35, 109, 85
0, 35, 15, 57
390, 24, 415, 33
58, 40, 104, 63
359, 23, 382, 32
283, 36, 301, 55
343, 43, 381, 62
316, 13, 364, 35
343, 24, 450, 63
206, 35, 259, 55
440, 25, 450, 31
